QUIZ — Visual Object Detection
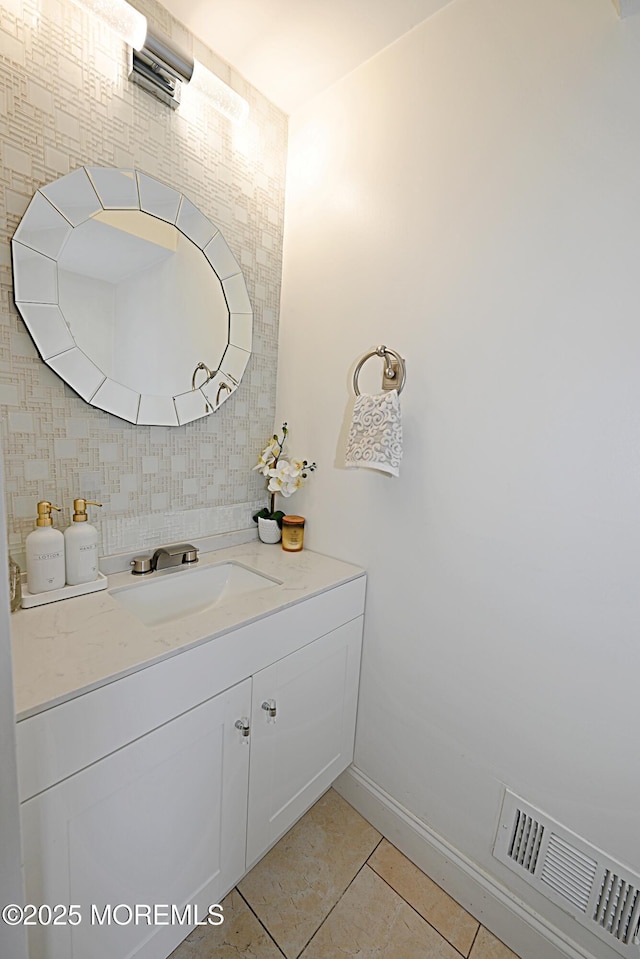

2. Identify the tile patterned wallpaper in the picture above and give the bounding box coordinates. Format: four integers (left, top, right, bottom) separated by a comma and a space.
0, 0, 288, 564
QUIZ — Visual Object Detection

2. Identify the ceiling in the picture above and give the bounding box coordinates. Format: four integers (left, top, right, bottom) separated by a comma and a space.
157, 0, 456, 115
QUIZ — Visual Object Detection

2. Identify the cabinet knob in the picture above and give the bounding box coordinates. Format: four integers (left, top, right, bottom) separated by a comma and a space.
235, 717, 250, 741
261, 700, 277, 723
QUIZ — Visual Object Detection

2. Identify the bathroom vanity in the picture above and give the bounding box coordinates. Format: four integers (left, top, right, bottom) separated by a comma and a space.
11, 543, 366, 959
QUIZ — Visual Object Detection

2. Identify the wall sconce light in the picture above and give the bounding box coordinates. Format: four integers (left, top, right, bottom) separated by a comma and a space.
69, 0, 249, 123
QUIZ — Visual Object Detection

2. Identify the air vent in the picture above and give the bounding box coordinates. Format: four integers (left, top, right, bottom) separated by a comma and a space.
594, 870, 640, 946
508, 809, 545, 873
494, 790, 640, 957
540, 834, 598, 912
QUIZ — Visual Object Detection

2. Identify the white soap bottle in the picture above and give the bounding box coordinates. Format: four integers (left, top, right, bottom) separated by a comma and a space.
25, 501, 65, 594
64, 498, 102, 586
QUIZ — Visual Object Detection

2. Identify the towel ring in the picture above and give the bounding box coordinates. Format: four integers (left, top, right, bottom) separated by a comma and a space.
353, 345, 406, 396
191, 361, 214, 391
215, 381, 232, 406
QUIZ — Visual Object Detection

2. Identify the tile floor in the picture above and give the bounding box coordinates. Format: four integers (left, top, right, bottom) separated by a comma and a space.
169, 788, 522, 959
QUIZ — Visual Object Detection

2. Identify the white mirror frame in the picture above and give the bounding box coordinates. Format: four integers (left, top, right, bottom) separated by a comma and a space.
11, 167, 252, 426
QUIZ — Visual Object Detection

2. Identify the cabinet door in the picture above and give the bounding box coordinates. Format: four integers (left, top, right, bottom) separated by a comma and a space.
246, 617, 362, 867
21, 678, 251, 959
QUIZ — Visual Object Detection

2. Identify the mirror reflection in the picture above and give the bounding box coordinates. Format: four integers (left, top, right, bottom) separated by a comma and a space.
57, 211, 228, 397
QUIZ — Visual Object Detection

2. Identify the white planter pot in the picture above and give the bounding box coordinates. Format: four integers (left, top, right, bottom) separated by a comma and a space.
258, 517, 281, 544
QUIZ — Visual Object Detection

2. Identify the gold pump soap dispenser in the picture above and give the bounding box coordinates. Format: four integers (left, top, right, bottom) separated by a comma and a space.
64, 498, 102, 586
25, 501, 65, 594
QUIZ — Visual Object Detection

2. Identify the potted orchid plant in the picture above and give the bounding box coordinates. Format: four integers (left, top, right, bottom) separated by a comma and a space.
253, 423, 316, 543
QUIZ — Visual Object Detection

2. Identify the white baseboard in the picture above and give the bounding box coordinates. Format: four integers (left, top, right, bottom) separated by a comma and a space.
334, 766, 603, 959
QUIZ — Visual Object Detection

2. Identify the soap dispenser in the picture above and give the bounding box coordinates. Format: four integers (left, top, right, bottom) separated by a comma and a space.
64, 499, 102, 586
25, 501, 65, 594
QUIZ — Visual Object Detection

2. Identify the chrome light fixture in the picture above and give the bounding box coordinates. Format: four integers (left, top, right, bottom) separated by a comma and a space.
130, 26, 192, 109
69, 0, 249, 123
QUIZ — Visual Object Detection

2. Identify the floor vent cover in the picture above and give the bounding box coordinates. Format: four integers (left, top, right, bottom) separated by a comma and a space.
494, 790, 640, 957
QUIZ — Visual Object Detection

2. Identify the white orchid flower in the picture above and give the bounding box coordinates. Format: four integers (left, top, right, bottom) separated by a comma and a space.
253, 424, 315, 529
253, 437, 281, 476
267, 459, 307, 497
267, 463, 292, 496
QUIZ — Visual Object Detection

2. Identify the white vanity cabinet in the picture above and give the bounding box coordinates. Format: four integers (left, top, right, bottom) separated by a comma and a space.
16, 574, 365, 959
21, 680, 251, 959
247, 617, 362, 867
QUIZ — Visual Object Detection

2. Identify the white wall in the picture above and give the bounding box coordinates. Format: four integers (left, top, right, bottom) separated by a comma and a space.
0, 442, 27, 959
277, 0, 640, 954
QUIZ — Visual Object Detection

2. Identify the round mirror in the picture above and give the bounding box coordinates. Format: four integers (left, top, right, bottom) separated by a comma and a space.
11, 166, 252, 426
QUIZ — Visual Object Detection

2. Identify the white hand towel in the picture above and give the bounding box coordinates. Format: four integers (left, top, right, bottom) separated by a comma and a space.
344, 389, 403, 477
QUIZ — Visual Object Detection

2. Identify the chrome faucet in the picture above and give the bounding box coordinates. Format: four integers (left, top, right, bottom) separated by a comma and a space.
151, 543, 199, 572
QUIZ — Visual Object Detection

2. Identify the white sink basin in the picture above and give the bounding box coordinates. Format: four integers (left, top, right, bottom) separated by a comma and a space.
109, 561, 281, 627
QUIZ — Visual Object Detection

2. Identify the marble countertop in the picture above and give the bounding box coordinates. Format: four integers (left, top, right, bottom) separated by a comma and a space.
11, 542, 365, 721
